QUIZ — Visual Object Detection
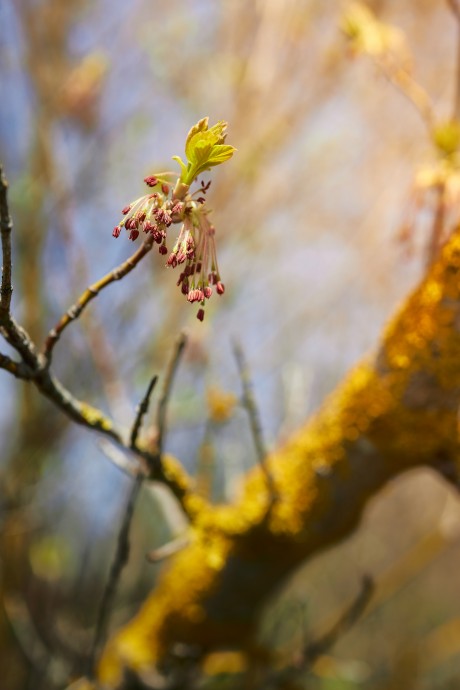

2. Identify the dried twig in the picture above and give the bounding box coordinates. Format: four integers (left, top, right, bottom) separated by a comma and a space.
43, 236, 154, 363
233, 341, 276, 502
130, 374, 158, 449
156, 332, 187, 458
87, 472, 144, 679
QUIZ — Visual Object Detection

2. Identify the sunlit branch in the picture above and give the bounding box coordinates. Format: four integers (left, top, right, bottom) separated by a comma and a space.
156, 332, 187, 459
130, 374, 158, 449
233, 340, 276, 503
43, 236, 155, 364
87, 472, 144, 679
0, 167, 195, 515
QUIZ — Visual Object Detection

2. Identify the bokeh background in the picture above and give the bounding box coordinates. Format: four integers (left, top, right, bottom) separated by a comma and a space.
2, 0, 460, 688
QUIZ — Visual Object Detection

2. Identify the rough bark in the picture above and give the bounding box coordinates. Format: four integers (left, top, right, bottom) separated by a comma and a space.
98, 227, 460, 686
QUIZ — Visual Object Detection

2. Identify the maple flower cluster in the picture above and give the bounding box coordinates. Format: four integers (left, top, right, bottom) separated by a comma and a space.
112, 118, 235, 321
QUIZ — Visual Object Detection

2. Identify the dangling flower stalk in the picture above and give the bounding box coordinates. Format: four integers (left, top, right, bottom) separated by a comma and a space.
112, 118, 235, 321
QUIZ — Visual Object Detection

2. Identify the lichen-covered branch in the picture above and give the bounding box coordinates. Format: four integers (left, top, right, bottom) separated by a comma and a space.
98, 227, 460, 687
0, 165, 196, 518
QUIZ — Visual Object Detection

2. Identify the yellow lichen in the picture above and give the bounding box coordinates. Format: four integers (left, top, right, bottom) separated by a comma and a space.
98, 228, 460, 686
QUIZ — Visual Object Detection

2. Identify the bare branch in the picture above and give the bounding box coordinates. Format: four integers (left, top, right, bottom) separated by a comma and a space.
43, 236, 155, 363
233, 341, 276, 502
156, 332, 187, 458
130, 374, 158, 449
0, 164, 13, 316
0, 166, 41, 369
0, 351, 31, 379
87, 473, 144, 678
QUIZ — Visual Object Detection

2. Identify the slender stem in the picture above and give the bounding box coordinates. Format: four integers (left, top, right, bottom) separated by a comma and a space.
146, 534, 189, 563
0, 166, 42, 369
130, 374, 158, 449
87, 473, 143, 678
301, 576, 374, 665
156, 332, 188, 458
43, 236, 154, 363
233, 341, 276, 502
0, 164, 13, 317
0, 351, 30, 379
447, 0, 460, 119
426, 182, 446, 267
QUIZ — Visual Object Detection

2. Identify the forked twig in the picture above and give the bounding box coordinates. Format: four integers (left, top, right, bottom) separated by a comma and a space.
0, 165, 196, 517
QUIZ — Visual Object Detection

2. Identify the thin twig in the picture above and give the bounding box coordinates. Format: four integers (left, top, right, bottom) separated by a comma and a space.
0, 167, 195, 515
0, 351, 30, 379
447, 0, 460, 119
0, 166, 40, 369
426, 182, 446, 267
130, 374, 158, 448
87, 472, 144, 678
146, 534, 190, 563
233, 341, 276, 502
0, 164, 13, 316
156, 332, 188, 458
265, 577, 374, 689
98, 439, 143, 478
43, 236, 154, 363
301, 575, 374, 666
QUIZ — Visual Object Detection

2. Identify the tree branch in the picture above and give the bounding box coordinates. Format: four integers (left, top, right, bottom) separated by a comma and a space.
87, 473, 144, 679
0, 164, 13, 317
43, 236, 155, 364
233, 340, 276, 504
98, 226, 460, 686
156, 332, 187, 458
0, 351, 30, 379
130, 375, 158, 449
